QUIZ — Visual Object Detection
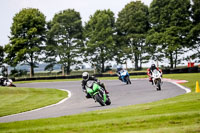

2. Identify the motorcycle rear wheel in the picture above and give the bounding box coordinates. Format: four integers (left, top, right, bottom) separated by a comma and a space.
105, 97, 111, 105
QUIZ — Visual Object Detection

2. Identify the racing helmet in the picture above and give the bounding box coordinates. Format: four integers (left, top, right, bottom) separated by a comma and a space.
151, 64, 156, 70
82, 72, 89, 81
117, 65, 122, 72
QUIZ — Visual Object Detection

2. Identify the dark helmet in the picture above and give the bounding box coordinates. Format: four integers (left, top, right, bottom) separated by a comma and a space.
151, 64, 156, 70
82, 72, 89, 81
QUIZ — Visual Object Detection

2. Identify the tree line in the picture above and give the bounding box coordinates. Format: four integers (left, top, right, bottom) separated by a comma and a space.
0, 0, 199, 77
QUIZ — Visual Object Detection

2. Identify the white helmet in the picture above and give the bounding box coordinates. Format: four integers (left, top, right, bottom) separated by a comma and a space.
82, 72, 89, 81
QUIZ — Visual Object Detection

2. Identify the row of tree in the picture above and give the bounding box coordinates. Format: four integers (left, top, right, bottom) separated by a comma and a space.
0, 0, 199, 77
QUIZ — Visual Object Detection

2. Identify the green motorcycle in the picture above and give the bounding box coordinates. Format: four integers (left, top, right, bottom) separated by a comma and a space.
86, 82, 111, 106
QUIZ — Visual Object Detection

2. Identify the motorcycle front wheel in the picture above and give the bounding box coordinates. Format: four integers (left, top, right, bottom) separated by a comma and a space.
10, 84, 16, 87
125, 76, 131, 84
95, 94, 105, 106
156, 79, 161, 91
128, 77, 131, 84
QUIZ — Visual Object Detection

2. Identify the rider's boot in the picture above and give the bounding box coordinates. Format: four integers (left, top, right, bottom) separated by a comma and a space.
85, 93, 92, 98
99, 83, 109, 94
105, 89, 109, 94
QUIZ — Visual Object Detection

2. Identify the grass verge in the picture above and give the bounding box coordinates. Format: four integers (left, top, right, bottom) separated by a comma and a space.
0, 87, 68, 117
0, 73, 200, 133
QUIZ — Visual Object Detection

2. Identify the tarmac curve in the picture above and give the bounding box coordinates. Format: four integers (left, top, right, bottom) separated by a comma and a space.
0, 79, 189, 123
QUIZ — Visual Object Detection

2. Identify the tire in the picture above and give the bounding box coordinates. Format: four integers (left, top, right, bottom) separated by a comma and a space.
95, 94, 105, 106
10, 84, 16, 87
105, 97, 111, 105
128, 77, 131, 84
126, 76, 131, 84
157, 80, 161, 91
125, 76, 129, 84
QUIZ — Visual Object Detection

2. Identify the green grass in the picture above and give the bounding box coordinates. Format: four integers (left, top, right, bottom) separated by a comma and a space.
0, 73, 200, 133
162, 73, 200, 92
0, 87, 68, 117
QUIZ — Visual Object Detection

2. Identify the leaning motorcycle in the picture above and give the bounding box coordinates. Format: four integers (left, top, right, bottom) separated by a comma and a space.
117, 70, 131, 84
86, 81, 111, 106
0, 76, 16, 87
151, 69, 162, 91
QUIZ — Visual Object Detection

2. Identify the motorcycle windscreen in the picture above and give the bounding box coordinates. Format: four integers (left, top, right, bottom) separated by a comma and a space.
121, 71, 127, 76
152, 70, 160, 78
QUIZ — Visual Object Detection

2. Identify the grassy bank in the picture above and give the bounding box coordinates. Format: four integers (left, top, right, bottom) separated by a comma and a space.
0, 73, 200, 133
0, 87, 68, 117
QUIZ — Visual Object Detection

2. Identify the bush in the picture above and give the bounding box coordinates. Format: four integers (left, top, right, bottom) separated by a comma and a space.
10, 69, 28, 77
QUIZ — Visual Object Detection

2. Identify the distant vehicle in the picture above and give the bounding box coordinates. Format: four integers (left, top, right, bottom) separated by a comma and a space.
117, 70, 131, 84
0, 76, 16, 87
86, 81, 111, 106
0, 65, 16, 87
151, 69, 162, 91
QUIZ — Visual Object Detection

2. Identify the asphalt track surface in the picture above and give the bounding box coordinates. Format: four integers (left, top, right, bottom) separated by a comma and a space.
0, 79, 187, 123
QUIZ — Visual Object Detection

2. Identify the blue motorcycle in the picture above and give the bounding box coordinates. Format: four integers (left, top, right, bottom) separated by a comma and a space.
117, 70, 131, 84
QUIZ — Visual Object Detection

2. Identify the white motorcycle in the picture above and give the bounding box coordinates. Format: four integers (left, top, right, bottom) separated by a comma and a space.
151, 69, 162, 91
0, 76, 16, 87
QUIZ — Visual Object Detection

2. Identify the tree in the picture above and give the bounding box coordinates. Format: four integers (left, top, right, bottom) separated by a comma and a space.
46, 9, 83, 75
145, 29, 165, 64
116, 1, 149, 70
5, 8, 46, 77
84, 9, 115, 73
148, 0, 191, 68
0, 46, 4, 65
188, 0, 200, 62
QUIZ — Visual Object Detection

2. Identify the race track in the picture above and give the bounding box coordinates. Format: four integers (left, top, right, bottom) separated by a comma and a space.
0, 79, 187, 123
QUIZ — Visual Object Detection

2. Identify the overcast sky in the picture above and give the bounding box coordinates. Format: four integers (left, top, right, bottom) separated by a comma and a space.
0, 0, 152, 46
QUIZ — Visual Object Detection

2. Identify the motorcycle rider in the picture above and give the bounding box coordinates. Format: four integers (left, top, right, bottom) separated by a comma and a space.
81, 72, 109, 98
147, 64, 162, 84
116, 66, 129, 83
0, 65, 8, 86
0, 65, 8, 77
0, 76, 5, 86
116, 66, 123, 81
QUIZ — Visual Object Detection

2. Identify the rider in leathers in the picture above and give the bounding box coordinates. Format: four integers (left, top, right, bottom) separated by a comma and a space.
81, 72, 109, 98
147, 64, 162, 84
0, 65, 8, 86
